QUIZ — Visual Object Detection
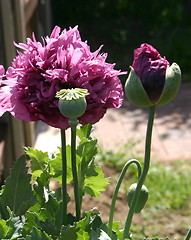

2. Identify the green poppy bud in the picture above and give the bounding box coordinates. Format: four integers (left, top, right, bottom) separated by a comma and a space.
56, 88, 89, 119
126, 183, 149, 213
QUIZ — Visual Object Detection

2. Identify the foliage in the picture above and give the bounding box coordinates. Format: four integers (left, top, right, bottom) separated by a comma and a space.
51, 0, 191, 82
0, 125, 190, 239
0, 124, 111, 239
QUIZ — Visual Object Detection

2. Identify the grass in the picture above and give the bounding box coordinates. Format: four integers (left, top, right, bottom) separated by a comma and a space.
98, 146, 191, 211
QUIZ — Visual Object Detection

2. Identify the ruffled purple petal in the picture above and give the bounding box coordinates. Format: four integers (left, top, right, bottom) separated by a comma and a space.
0, 26, 125, 129
132, 43, 170, 103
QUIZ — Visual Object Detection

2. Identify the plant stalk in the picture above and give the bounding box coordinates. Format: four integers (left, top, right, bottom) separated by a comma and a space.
61, 129, 67, 225
122, 105, 156, 239
108, 159, 142, 237
69, 119, 81, 221
185, 229, 191, 240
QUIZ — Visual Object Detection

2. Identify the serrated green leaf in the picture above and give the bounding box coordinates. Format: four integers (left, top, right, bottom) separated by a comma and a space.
76, 135, 108, 199
90, 215, 113, 240
59, 226, 78, 240
99, 230, 111, 240
35, 218, 59, 237
33, 170, 50, 205
84, 166, 108, 197
24, 212, 39, 232
59, 210, 98, 240
25, 148, 50, 180
33, 172, 67, 232
0, 155, 37, 216
6, 216, 24, 239
0, 193, 10, 220
107, 221, 123, 240
76, 124, 94, 140
49, 146, 80, 184
26, 227, 52, 240
77, 139, 98, 169
0, 219, 10, 238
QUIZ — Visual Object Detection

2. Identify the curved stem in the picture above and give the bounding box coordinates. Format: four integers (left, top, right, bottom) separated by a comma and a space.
61, 129, 67, 225
122, 105, 156, 240
185, 229, 191, 240
69, 119, 81, 221
108, 159, 142, 237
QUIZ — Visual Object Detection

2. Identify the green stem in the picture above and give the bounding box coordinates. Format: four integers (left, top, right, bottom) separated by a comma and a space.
61, 129, 67, 225
108, 159, 142, 237
185, 229, 191, 240
122, 105, 156, 240
69, 119, 81, 221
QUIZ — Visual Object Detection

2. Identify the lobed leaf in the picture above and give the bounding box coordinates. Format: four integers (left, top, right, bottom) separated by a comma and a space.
0, 219, 10, 238
76, 138, 108, 198
84, 166, 108, 198
0, 155, 37, 216
76, 124, 94, 140
25, 147, 50, 180
25, 227, 52, 240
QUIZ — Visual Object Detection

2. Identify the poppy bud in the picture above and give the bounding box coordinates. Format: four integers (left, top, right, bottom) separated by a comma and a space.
125, 43, 181, 107
56, 88, 89, 119
126, 183, 149, 213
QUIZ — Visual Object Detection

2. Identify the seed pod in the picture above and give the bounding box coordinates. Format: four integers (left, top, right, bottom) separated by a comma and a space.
56, 88, 89, 119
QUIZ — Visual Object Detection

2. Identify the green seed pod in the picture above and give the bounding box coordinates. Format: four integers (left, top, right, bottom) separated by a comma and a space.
58, 97, 87, 119
56, 88, 89, 119
126, 183, 148, 213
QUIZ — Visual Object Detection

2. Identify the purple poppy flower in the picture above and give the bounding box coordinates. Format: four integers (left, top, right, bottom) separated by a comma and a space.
0, 26, 124, 129
132, 43, 170, 103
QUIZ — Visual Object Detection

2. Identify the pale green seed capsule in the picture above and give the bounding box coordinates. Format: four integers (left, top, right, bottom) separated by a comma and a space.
56, 88, 89, 119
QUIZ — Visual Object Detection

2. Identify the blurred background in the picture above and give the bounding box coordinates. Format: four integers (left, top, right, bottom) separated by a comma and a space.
0, 1, 191, 238
51, 0, 191, 83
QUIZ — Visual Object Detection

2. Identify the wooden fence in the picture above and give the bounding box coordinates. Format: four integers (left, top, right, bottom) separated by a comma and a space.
0, 0, 52, 181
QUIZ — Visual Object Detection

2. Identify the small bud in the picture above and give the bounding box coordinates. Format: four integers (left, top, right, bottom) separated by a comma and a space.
126, 183, 148, 213
56, 88, 89, 119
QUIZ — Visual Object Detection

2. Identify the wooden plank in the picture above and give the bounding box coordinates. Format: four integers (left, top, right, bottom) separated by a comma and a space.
0, 122, 6, 184
0, 0, 16, 66
24, 0, 38, 24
